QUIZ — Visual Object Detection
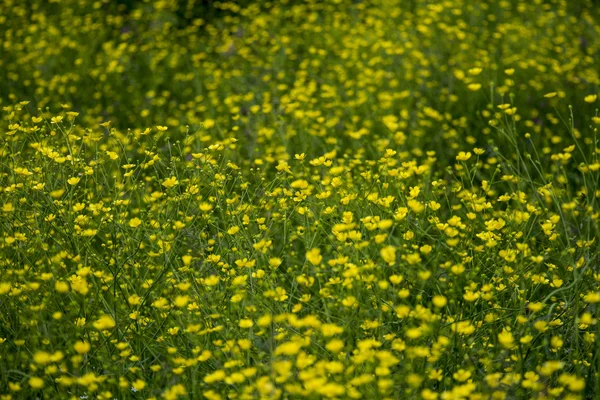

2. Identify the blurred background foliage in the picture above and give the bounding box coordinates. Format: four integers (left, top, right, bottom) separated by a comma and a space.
1, 0, 599, 164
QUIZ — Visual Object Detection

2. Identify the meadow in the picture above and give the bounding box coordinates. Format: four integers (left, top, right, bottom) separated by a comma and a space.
1, 0, 600, 398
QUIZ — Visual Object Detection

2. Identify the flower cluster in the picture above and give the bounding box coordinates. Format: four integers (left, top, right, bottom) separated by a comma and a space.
1, 0, 600, 399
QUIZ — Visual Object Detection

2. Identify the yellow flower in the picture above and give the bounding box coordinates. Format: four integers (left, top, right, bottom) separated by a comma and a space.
467, 83, 481, 91
326, 339, 345, 353
132, 379, 146, 391
276, 161, 291, 173
33, 351, 52, 365
74, 341, 91, 354
182, 255, 192, 266
174, 295, 190, 308
550, 336, 563, 349
321, 323, 344, 336
453, 369, 472, 382
432, 295, 447, 308
463, 291, 480, 302
199, 202, 213, 212
342, 295, 358, 306
204, 370, 226, 384
93, 314, 116, 330
534, 320, 548, 332
55, 281, 70, 293
101, 152, 117, 162
468, 67, 482, 76
527, 302, 544, 312
380, 246, 396, 265
156, 125, 168, 131
584, 292, 600, 303
67, 177, 81, 185
239, 319, 253, 328
584, 94, 597, 103
275, 341, 303, 356
29, 377, 45, 389
407, 199, 425, 213
306, 248, 322, 266
409, 186, 420, 198
269, 257, 282, 269
420, 244, 432, 254
456, 151, 472, 161
129, 217, 142, 228
405, 252, 421, 265
162, 176, 179, 188
497, 329, 514, 349
257, 314, 272, 327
